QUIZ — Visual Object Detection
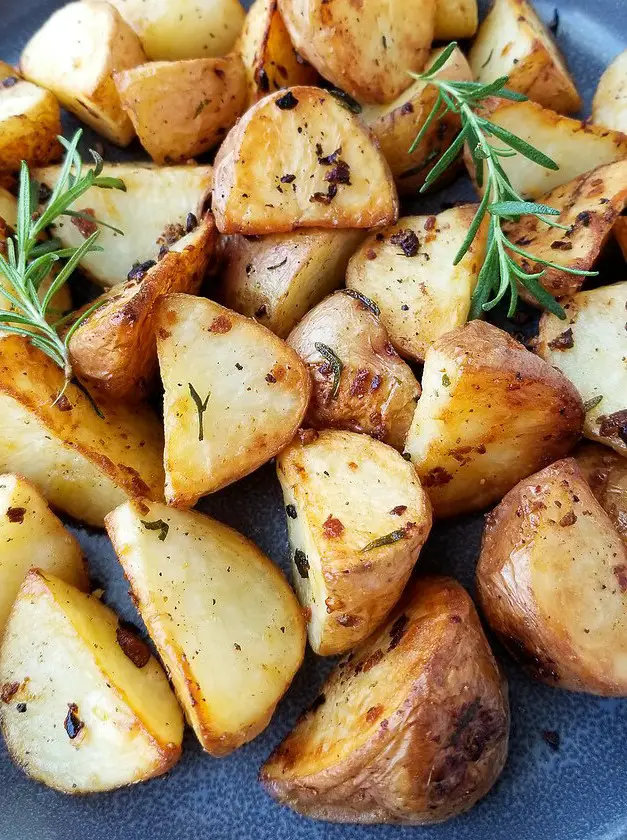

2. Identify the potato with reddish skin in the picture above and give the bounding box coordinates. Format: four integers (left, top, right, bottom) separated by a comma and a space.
261, 576, 509, 824
574, 443, 627, 544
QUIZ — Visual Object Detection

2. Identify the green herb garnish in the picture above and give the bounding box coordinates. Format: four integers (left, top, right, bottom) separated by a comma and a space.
583, 395, 603, 412
140, 519, 169, 541
188, 382, 210, 441
360, 529, 407, 552
342, 288, 380, 316
315, 342, 343, 399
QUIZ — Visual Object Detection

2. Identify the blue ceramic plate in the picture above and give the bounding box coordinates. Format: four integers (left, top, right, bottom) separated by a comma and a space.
1, 1, 626, 838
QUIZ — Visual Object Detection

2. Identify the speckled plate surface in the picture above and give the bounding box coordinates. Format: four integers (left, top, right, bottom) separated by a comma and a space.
1, 0, 627, 838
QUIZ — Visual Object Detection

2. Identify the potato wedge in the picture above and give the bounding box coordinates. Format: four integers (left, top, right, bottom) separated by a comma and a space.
404, 321, 584, 518
68, 215, 217, 402
574, 443, 627, 544
592, 49, 627, 133
469, 0, 581, 114
0, 335, 164, 527
212, 86, 398, 235
346, 207, 489, 362
220, 228, 365, 339
466, 99, 627, 199
238, 0, 318, 103
107, 500, 305, 756
616, 215, 627, 259
434, 0, 478, 40
277, 0, 435, 104
0, 570, 183, 792
261, 576, 509, 824
535, 282, 627, 456
109, 0, 245, 60
20, 1, 146, 146
361, 47, 472, 195
277, 430, 432, 655
155, 294, 310, 506
287, 292, 421, 448
35, 163, 213, 287
476, 459, 627, 695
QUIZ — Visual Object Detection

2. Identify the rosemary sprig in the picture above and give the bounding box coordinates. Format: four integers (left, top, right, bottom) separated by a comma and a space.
408, 43, 596, 319
0, 129, 125, 393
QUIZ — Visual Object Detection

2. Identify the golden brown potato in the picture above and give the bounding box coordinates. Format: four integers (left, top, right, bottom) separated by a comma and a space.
277, 0, 435, 104
21, 1, 146, 147
434, 0, 478, 39
404, 321, 584, 518
535, 282, 627, 456
277, 430, 432, 656
68, 214, 217, 401
107, 500, 305, 756
616, 216, 627, 259
261, 576, 509, 824
476, 459, 627, 695
155, 293, 310, 506
346, 207, 489, 362
212, 86, 398, 235
219, 228, 365, 338
592, 49, 627, 133
469, 0, 581, 114
287, 291, 421, 449
574, 442, 627, 544
361, 47, 472, 195
0, 570, 183, 792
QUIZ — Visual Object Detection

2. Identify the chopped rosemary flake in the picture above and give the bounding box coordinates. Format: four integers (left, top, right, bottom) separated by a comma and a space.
140, 519, 169, 541
360, 529, 407, 552
583, 395, 603, 412
315, 342, 343, 399
342, 288, 380, 316
188, 382, 210, 441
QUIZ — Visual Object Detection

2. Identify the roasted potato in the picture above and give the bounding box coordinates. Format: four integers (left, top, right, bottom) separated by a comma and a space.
238, 0, 318, 103
404, 321, 584, 518
574, 442, 627, 544
36, 162, 213, 287
616, 215, 627, 259
434, 0, 478, 40
535, 282, 627, 457
466, 98, 627, 199
346, 207, 489, 362
220, 228, 365, 338
155, 293, 310, 506
469, 0, 581, 114
109, 0, 245, 60
114, 55, 247, 164
212, 86, 398, 235
277, 0, 435, 104
107, 500, 305, 756
592, 49, 627, 133
20, 1, 146, 147
261, 576, 509, 824
0, 335, 164, 527
68, 215, 217, 402
287, 292, 421, 449
277, 430, 432, 655
361, 47, 472, 195
476, 459, 627, 695
0, 570, 183, 792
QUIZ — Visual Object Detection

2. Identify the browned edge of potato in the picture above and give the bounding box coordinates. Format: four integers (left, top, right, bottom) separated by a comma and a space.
574, 442, 627, 544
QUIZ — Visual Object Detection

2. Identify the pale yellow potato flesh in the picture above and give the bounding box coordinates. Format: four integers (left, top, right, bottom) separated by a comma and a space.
593, 49, 627, 133
434, 0, 478, 39
574, 442, 627, 544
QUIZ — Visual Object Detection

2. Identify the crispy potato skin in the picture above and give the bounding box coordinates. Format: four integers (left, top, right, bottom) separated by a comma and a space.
476, 459, 627, 695
574, 443, 627, 545
593, 49, 627, 133
287, 292, 421, 449
261, 576, 509, 824
616, 216, 627, 260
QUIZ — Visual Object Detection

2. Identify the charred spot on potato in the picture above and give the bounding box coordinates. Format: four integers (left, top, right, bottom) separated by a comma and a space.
336, 613, 359, 627
502, 634, 560, 682
613, 564, 627, 592
390, 229, 420, 257
0, 682, 19, 703
209, 315, 232, 334
316, 145, 341, 166
548, 328, 574, 351
6, 506, 26, 523
297, 428, 319, 445
325, 161, 351, 186
254, 304, 268, 318
310, 184, 338, 204
550, 240, 573, 251
362, 649, 384, 673
422, 467, 453, 487
266, 373, 277, 383
365, 704, 384, 724
55, 395, 73, 412
127, 260, 156, 282
116, 620, 151, 668
424, 216, 437, 231
598, 410, 627, 444
256, 67, 270, 92
285, 504, 297, 519
64, 703, 84, 740
276, 91, 298, 110
16, 702, 27, 713
559, 510, 577, 527
388, 614, 409, 651
294, 549, 309, 578
157, 223, 185, 245
322, 515, 344, 539
1, 75, 18, 88
185, 213, 198, 233
390, 505, 407, 516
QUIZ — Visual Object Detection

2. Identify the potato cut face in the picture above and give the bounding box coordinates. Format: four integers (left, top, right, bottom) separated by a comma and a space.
261, 576, 508, 824
107, 501, 305, 756
220, 228, 365, 339
287, 291, 421, 449
0, 335, 164, 527
574, 443, 627, 545
405, 321, 584, 518
477, 460, 627, 694
469, 0, 581, 114
212, 86, 399, 234
536, 282, 627, 457
35, 163, 213, 287
0, 73, 61, 171
155, 294, 310, 506
0, 570, 183, 793
346, 207, 488, 362
593, 49, 627, 133
434, 0, 478, 40
277, 430, 432, 655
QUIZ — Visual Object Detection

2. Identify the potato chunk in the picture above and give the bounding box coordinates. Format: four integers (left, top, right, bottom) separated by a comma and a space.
261, 576, 509, 824
213, 86, 398, 235
616, 216, 627, 260
469, 0, 581, 114
574, 443, 627, 545
536, 282, 627, 457
592, 49, 627, 133
0, 570, 183, 792
155, 294, 310, 506
287, 291, 421, 449
434, 0, 478, 39
404, 321, 584, 518
277, 430, 432, 655
476, 459, 627, 695
107, 501, 305, 756
21, 1, 146, 146
346, 207, 489, 362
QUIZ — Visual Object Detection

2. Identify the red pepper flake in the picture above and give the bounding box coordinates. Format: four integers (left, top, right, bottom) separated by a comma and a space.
424, 216, 436, 231
322, 515, 344, 538
365, 704, 384, 723
71, 208, 97, 239
0, 682, 19, 703
265, 372, 277, 383
362, 649, 383, 673
422, 466, 453, 487
598, 410, 627, 445
390, 505, 407, 515
559, 510, 577, 527
337, 614, 359, 627
548, 328, 574, 350
209, 315, 232, 333
6, 506, 26, 523
56, 395, 73, 412
390, 229, 420, 257
613, 564, 627, 592
366, 248, 377, 260
400, 101, 414, 115
116, 621, 151, 668
349, 368, 370, 397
